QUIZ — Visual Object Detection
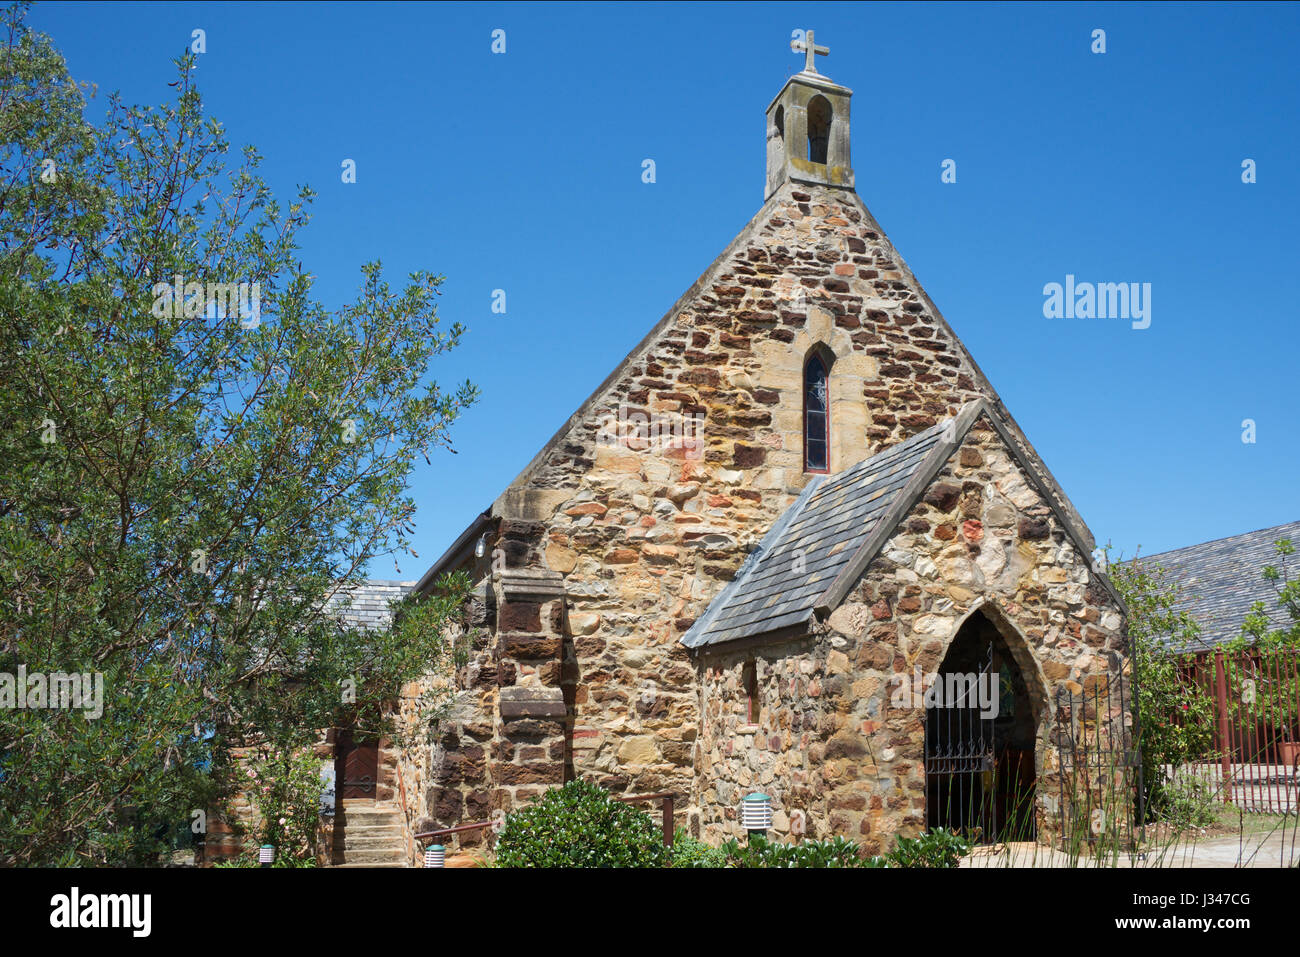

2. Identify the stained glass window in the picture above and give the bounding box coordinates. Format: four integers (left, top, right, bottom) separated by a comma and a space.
804, 355, 829, 472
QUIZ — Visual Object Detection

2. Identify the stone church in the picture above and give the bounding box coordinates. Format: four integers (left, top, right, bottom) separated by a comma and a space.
324, 36, 1129, 863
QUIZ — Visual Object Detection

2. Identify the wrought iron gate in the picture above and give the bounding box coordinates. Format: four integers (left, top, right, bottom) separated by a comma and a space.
1053, 675, 1142, 853
924, 642, 998, 841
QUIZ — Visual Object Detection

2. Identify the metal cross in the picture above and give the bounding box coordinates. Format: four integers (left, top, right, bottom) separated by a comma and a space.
791, 29, 829, 74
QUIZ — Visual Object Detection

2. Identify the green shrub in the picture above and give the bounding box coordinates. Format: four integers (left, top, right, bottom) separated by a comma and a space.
495, 780, 669, 868
1151, 767, 1217, 831
669, 830, 728, 868
215, 748, 323, 868
719, 834, 867, 868
714, 828, 971, 868
880, 827, 972, 868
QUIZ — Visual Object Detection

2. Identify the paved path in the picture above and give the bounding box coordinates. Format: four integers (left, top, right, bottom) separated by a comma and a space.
961, 832, 1300, 868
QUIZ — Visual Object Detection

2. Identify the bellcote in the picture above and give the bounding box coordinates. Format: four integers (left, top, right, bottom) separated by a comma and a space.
765, 30, 854, 199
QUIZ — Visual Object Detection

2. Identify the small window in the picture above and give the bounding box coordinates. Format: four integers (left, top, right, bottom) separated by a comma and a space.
743, 660, 758, 724
804, 354, 829, 473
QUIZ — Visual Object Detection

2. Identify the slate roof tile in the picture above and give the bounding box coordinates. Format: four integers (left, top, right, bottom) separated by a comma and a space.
1138, 522, 1300, 652
326, 579, 415, 632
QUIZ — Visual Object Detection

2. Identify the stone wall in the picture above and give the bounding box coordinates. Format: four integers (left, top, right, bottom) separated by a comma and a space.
497, 181, 1017, 813
418, 568, 568, 849
694, 414, 1126, 852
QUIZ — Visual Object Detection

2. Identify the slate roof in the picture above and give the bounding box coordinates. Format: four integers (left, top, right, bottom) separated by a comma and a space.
1137, 521, 1300, 652
327, 580, 415, 631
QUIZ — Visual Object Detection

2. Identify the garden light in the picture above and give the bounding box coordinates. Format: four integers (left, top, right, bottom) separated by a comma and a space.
424, 844, 445, 868
741, 792, 772, 840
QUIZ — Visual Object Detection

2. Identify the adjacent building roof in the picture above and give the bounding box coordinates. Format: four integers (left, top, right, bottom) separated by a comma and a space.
682, 398, 1118, 651
327, 579, 415, 631
1139, 521, 1300, 652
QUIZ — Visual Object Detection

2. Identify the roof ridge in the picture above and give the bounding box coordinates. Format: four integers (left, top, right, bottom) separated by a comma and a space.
1139, 520, 1300, 562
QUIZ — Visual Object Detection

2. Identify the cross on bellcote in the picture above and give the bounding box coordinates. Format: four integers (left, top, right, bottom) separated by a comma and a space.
791, 29, 829, 74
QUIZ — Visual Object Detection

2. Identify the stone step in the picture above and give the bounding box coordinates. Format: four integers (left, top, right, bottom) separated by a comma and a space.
336, 847, 408, 864
337, 823, 403, 837
338, 822, 403, 835
335, 819, 403, 833
342, 832, 407, 851
332, 862, 409, 868
334, 807, 402, 824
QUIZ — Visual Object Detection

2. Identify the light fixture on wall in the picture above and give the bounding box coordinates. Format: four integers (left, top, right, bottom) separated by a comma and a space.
424, 843, 445, 868
741, 793, 773, 842
474, 535, 487, 559
258, 844, 276, 867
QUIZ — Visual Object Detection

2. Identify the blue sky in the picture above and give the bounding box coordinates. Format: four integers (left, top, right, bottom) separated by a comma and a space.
33, 1, 1300, 577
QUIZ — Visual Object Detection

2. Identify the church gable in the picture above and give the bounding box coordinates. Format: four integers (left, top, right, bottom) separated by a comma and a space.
509, 181, 993, 507
426, 52, 1094, 595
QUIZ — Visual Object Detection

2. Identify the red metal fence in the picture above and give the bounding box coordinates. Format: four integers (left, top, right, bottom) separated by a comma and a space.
1177, 646, 1300, 813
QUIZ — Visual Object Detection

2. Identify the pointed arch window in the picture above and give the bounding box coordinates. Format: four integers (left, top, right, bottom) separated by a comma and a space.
807, 95, 832, 164
804, 354, 829, 473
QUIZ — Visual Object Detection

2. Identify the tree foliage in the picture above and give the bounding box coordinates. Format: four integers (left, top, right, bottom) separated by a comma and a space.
1107, 549, 1215, 821
0, 4, 477, 864
1226, 538, 1300, 733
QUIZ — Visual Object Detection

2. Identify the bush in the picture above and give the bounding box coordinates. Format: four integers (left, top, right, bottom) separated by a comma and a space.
713, 829, 971, 868
719, 834, 868, 868
1151, 766, 1218, 831
670, 830, 727, 868
495, 780, 669, 868
877, 827, 972, 868
216, 748, 323, 867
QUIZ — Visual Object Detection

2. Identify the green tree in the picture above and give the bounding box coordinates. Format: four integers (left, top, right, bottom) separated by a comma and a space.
0, 4, 477, 864
1108, 549, 1215, 822
1226, 538, 1300, 735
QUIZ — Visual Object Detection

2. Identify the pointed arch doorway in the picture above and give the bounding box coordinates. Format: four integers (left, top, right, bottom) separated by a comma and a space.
924, 607, 1040, 843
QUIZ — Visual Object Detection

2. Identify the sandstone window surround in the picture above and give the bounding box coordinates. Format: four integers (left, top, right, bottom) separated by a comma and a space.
803, 350, 831, 473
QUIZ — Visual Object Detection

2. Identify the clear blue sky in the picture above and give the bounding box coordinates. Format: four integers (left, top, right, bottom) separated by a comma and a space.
33, 1, 1300, 577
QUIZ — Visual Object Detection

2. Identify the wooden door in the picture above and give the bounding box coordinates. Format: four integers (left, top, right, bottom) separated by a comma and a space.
336, 730, 378, 800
